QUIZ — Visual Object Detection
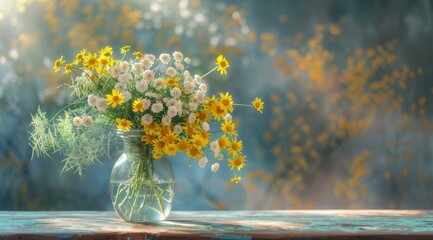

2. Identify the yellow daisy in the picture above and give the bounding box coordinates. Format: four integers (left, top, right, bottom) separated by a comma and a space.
53, 56, 65, 72
196, 110, 211, 122
144, 122, 160, 135
162, 131, 179, 145
116, 118, 133, 131
221, 119, 237, 136
99, 46, 113, 57
216, 55, 230, 75
121, 46, 131, 54
228, 155, 246, 171
73, 49, 86, 65
132, 99, 145, 112
186, 146, 202, 159
164, 77, 182, 88
165, 143, 177, 156
252, 97, 264, 113
210, 101, 228, 121
106, 89, 125, 108
153, 150, 164, 159
231, 176, 241, 184
83, 52, 100, 71
218, 134, 230, 149
141, 134, 155, 145
176, 139, 189, 152
64, 63, 72, 75
219, 92, 234, 112
152, 138, 166, 152
191, 134, 206, 149
133, 51, 144, 59
228, 138, 243, 157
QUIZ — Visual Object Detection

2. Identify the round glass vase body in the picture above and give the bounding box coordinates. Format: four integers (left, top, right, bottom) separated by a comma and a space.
110, 130, 175, 222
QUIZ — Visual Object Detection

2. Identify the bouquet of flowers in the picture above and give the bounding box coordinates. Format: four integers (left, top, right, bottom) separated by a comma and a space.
30, 46, 264, 221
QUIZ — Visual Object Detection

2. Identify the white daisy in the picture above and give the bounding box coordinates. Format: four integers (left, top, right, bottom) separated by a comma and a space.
187, 112, 196, 124
142, 98, 151, 110
82, 116, 93, 127
119, 61, 129, 72
121, 91, 132, 102
118, 72, 131, 82
141, 114, 153, 125
166, 67, 177, 77
114, 82, 127, 92
198, 157, 208, 168
202, 122, 210, 131
141, 58, 153, 69
195, 90, 205, 103
194, 75, 202, 84
151, 102, 164, 113
110, 65, 121, 77
96, 98, 108, 112
189, 102, 198, 111
143, 69, 154, 82
223, 113, 232, 122
210, 140, 220, 157
199, 83, 207, 93
145, 54, 156, 62
73, 117, 82, 126
87, 94, 97, 107
211, 163, 219, 172
153, 78, 165, 89
161, 115, 172, 126
184, 81, 195, 94
173, 51, 183, 62
175, 62, 184, 71
170, 87, 182, 99
174, 124, 182, 134
132, 62, 143, 71
135, 80, 148, 93
159, 53, 171, 64
183, 70, 191, 78
167, 106, 178, 117
184, 57, 191, 64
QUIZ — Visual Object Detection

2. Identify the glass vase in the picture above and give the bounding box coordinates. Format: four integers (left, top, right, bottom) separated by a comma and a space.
110, 130, 175, 222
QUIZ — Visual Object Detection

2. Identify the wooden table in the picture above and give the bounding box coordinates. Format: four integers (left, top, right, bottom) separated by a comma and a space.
1, 210, 432, 239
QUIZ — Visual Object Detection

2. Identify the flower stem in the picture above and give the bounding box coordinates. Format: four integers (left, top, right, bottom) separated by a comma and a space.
201, 66, 218, 79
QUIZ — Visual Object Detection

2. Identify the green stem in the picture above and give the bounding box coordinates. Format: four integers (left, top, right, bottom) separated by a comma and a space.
200, 66, 218, 79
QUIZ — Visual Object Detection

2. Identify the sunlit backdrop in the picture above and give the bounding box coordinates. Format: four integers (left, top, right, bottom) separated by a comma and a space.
1, 0, 433, 210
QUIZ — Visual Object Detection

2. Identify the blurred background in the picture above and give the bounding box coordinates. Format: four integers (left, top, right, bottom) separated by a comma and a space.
1, 0, 433, 211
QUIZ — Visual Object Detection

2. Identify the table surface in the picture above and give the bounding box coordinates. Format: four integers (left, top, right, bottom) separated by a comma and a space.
1, 210, 433, 239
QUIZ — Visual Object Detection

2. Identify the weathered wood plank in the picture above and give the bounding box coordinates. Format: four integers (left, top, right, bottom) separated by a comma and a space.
1, 210, 433, 239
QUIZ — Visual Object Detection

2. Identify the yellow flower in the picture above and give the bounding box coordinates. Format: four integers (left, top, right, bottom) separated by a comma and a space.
191, 134, 206, 149
218, 134, 230, 149
132, 99, 145, 112
106, 89, 125, 108
64, 63, 72, 74
99, 46, 113, 57
153, 150, 164, 159
133, 51, 144, 59
83, 53, 100, 71
182, 123, 199, 136
162, 131, 178, 145
165, 144, 177, 156
196, 110, 211, 122
228, 155, 246, 171
99, 56, 112, 66
228, 138, 243, 157
221, 119, 237, 136
144, 122, 160, 135
121, 45, 131, 54
141, 134, 155, 145
53, 56, 64, 72
177, 139, 189, 152
186, 146, 202, 159
231, 176, 241, 184
216, 54, 230, 75
219, 92, 234, 112
116, 118, 133, 131
152, 138, 166, 152
210, 101, 228, 121
165, 77, 182, 88
252, 97, 264, 113
73, 49, 86, 65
